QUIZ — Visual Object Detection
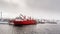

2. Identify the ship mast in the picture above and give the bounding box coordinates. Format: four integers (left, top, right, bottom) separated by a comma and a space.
1, 11, 2, 19
0, 11, 2, 21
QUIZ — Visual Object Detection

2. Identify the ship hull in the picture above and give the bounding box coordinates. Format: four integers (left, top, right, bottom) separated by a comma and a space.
13, 20, 36, 25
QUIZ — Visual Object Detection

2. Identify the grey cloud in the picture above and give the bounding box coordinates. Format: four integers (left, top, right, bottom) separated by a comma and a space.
0, 0, 60, 20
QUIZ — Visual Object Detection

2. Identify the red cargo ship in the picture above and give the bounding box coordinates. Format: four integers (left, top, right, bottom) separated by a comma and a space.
9, 14, 37, 25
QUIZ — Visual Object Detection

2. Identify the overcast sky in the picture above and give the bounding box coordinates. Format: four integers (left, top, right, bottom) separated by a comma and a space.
0, 0, 60, 20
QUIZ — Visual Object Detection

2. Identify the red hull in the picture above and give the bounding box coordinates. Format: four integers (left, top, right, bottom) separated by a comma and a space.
13, 20, 36, 25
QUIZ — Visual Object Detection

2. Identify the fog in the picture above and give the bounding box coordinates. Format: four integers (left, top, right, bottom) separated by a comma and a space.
0, 0, 60, 20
